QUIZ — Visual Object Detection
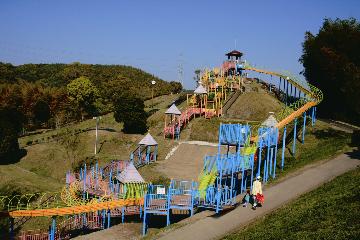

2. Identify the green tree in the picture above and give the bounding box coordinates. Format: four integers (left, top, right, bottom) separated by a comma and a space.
67, 76, 100, 119
113, 94, 148, 134
0, 107, 23, 163
194, 69, 201, 86
33, 100, 51, 125
169, 81, 183, 93
300, 18, 360, 125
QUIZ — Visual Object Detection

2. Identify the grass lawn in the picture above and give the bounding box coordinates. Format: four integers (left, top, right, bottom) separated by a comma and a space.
0, 94, 178, 194
271, 120, 352, 182
223, 167, 360, 240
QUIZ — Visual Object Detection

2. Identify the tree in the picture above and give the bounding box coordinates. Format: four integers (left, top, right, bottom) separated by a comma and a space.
300, 18, 360, 125
0, 107, 23, 163
113, 93, 148, 134
169, 81, 183, 93
33, 100, 51, 125
194, 69, 201, 86
57, 129, 81, 167
67, 76, 100, 119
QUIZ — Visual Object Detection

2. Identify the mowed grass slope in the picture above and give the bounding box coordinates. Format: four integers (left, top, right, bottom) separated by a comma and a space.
0, 94, 180, 196
227, 90, 283, 121
223, 167, 360, 240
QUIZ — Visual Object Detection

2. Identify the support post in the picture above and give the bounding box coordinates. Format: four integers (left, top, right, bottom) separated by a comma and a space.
250, 154, 254, 191
273, 128, 279, 178
302, 111, 307, 144
83, 163, 87, 200
257, 141, 262, 177
50, 216, 56, 240
281, 126, 287, 170
107, 209, 111, 229
292, 119, 297, 155
9, 218, 14, 240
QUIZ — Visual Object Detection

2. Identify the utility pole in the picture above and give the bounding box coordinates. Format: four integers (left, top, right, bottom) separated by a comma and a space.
151, 80, 156, 107
177, 53, 184, 89
93, 116, 102, 155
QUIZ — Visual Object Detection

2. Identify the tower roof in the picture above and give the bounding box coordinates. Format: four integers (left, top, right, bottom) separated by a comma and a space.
116, 162, 145, 183
165, 104, 181, 115
225, 50, 243, 57
139, 133, 158, 146
194, 84, 207, 94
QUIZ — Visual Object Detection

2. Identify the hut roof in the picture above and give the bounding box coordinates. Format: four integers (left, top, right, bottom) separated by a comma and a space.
261, 112, 278, 128
194, 85, 207, 94
225, 50, 243, 57
165, 104, 181, 115
139, 133, 158, 146
116, 162, 145, 183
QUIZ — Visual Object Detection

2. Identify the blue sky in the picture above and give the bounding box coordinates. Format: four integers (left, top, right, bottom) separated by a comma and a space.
0, 0, 359, 89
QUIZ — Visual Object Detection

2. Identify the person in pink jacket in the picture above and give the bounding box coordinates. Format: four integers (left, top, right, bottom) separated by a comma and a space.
252, 175, 263, 209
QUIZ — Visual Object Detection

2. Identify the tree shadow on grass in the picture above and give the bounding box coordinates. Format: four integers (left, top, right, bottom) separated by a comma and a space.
345, 130, 360, 160
312, 128, 350, 140
0, 148, 27, 165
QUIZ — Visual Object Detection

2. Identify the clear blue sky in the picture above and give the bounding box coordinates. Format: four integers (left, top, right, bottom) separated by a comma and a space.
0, 0, 359, 89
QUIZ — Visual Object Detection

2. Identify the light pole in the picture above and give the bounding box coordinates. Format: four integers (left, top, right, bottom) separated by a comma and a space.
93, 116, 102, 155
151, 80, 156, 107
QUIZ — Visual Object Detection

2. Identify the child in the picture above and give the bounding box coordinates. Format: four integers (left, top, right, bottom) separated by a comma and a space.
252, 175, 263, 209
242, 189, 251, 207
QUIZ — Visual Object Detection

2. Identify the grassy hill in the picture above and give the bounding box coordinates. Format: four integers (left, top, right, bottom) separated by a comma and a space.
226, 90, 284, 121
0, 94, 182, 196
223, 167, 360, 240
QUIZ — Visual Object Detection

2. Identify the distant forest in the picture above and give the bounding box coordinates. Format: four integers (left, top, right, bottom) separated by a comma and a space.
0, 62, 182, 131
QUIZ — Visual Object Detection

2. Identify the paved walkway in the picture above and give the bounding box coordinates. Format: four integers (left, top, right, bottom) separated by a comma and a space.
157, 152, 359, 240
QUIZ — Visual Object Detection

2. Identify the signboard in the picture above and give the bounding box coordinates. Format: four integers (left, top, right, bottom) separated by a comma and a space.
156, 187, 165, 195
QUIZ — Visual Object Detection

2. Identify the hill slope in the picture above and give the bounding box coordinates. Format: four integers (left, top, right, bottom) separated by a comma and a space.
226, 91, 284, 121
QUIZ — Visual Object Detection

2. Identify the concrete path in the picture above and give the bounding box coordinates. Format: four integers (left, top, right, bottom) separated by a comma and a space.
156, 143, 228, 180
157, 152, 359, 240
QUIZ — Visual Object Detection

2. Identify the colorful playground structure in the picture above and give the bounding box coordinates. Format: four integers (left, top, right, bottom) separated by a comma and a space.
0, 50, 322, 239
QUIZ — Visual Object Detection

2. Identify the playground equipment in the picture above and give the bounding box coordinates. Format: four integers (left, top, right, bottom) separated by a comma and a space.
1, 159, 148, 239
0, 50, 322, 238
143, 51, 322, 235
130, 133, 158, 167
143, 123, 257, 234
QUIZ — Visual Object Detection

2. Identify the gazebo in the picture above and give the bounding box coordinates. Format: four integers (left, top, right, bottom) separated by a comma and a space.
164, 104, 182, 139
225, 50, 243, 61
130, 133, 158, 167
115, 162, 147, 199
193, 84, 208, 117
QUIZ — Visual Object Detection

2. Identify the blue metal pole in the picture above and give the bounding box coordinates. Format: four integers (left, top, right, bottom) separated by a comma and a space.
302, 111, 307, 144
51, 217, 56, 240
292, 119, 297, 155
250, 155, 254, 191
142, 209, 147, 235
9, 218, 14, 240
240, 156, 244, 193
281, 126, 287, 170
286, 81, 289, 105
121, 207, 125, 223
273, 128, 279, 178
278, 77, 281, 92
263, 145, 268, 183
107, 209, 111, 229
102, 210, 105, 229
155, 145, 158, 161
257, 141, 262, 177
96, 162, 98, 190
83, 164, 86, 200
269, 147, 273, 179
